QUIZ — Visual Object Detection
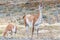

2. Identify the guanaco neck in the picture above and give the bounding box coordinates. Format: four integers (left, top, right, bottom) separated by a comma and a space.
39, 5, 43, 18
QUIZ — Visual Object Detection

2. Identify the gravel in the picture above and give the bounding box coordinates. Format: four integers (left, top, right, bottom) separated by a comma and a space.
0, 36, 60, 40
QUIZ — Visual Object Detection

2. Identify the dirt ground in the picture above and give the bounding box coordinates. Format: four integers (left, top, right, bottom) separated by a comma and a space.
0, 24, 60, 40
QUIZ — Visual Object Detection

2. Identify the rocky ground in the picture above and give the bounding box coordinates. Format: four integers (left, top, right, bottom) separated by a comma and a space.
0, 37, 57, 40
0, 34, 60, 40
1, 29, 60, 40
0, 36, 54, 40
0, 25, 60, 40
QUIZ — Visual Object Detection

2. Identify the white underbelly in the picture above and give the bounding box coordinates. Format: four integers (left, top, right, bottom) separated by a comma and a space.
12, 26, 16, 33
26, 18, 33, 27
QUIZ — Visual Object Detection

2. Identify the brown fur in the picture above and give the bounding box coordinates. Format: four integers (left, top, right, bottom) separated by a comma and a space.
23, 13, 40, 38
3, 24, 17, 37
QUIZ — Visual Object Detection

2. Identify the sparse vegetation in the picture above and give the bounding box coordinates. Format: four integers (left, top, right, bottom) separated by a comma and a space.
0, 0, 60, 40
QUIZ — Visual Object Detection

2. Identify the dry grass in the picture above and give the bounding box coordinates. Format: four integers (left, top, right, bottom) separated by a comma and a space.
0, 24, 60, 39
